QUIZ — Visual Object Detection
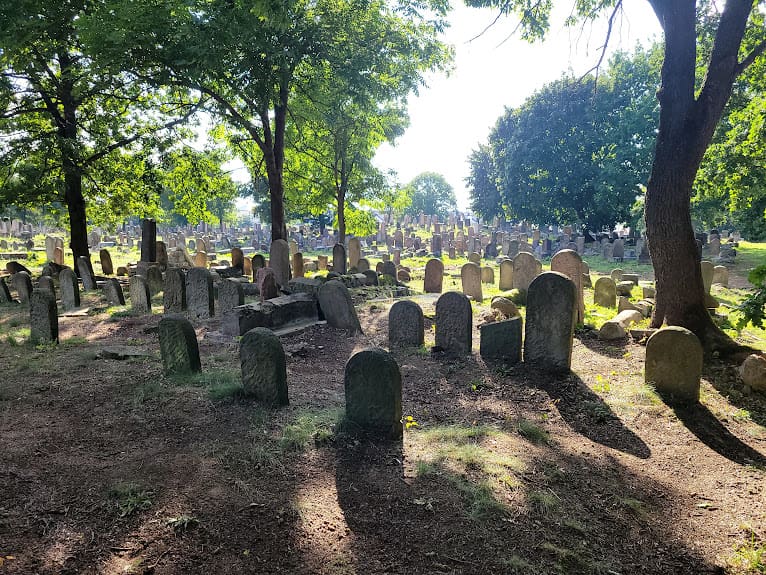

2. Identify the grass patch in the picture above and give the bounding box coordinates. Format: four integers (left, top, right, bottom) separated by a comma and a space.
165, 514, 199, 533
528, 489, 560, 515
109, 482, 154, 517
132, 381, 168, 406
728, 530, 766, 574
61, 336, 88, 346
500, 555, 535, 573
208, 382, 245, 401
419, 424, 499, 444
516, 418, 551, 445
279, 409, 341, 451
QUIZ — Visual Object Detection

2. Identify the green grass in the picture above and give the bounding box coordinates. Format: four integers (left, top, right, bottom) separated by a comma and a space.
108, 482, 154, 517
132, 381, 168, 406
279, 409, 342, 451
729, 532, 766, 574
208, 382, 245, 401
528, 489, 560, 515
516, 418, 551, 445
418, 424, 500, 444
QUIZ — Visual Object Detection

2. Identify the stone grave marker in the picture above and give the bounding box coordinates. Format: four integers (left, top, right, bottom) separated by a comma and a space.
645, 327, 702, 406
12, 271, 33, 304
700, 261, 714, 294
318, 280, 363, 334
357, 258, 370, 272
240, 327, 289, 406
551, 249, 584, 323
479, 317, 522, 364
524, 272, 576, 372
344, 348, 402, 439
159, 315, 202, 375
253, 254, 266, 269
480, 266, 495, 285
156, 241, 168, 270
594, 277, 617, 308
194, 251, 208, 268
460, 262, 483, 302
243, 256, 253, 278
256, 267, 279, 301
499, 259, 513, 291
388, 300, 424, 347
163, 268, 186, 313
38, 275, 55, 299
59, 268, 80, 310
99, 249, 114, 275
54, 246, 64, 265
434, 291, 472, 355
348, 237, 361, 269
231, 247, 244, 272
423, 258, 444, 293
129, 275, 152, 314
140, 218, 157, 262
613, 239, 625, 260
292, 252, 304, 278
186, 267, 214, 319
77, 257, 96, 291
332, 243, 347, 274
317, 255, 328, 271
103, 278, 125, 306
29, 288, 58, 344
712, 265, 728, 287
512, 252, 541, 292
0, 277, 12, 303
145, 265, 164, 296
270, 239, 291, 286
218, 278, 245, 315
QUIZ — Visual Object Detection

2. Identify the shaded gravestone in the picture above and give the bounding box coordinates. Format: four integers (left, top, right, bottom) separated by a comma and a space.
129, 275, 152, 314
253, 254, 266, 270
712, 265, 729, 287
292, 252, 304, 278
388, 300, 424, 347
243, 256, 253, 278
186, 267, 214, 319
317, 255, 328, 271
156, 241, 168, 270
318, 280, 363, 334
479, 316, 522, 364
700, 260, 714, 294
610, 268, 623, 282
103, 278, 125, 306
551, 249, 584, 324
332, 243, 347, 274
357, 258, 370, 272
0, 276, 12, 303
621, 273, 640, 286
256, 267, 280, 301
159, 315, 202, 375
29, 288, 58, 344
381, 260, 397, 279
512, 252, 541, 293
612, 239, 624, 260
423, 258, 444, 293
140, 218, 157, 262
499, 259, 513, 290
468, 252, 481, 264
11, 271, 33, 304
77, 256, 96, 291
240, 327, 289, 406
708, 237, 721, 257
231, 247, 244, 272
348, 237, 361, 269
594, 277, 617, 308
524, 272, 576, 372
59, 268, 80, 310
37, 275, 55, 299
270, 239, 291, 286
218, 278, 244, 315
645, 327, 702, 406
460, 262, 483, 302
99, 248, 114, 275
145, 265, 164, 296
480, 266, 495, 284
434, 291, 472, 355
344, 348, 402, 439
163, 268, 186, 313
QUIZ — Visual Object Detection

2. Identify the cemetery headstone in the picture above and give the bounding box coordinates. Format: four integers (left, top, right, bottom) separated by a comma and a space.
712, 265, 729, 287
499, 259, 513, 291
218, 278, 245, 315
480, 266, 495, 284
348, 237, 361, 269
270, 239, 291, 286
318, 280, 363, 334
99, 249, 114, 275
332, 243, 347, 274
423, 259, 444, 293
163, 268, 187, 313
231, 247, 244, 272
38, 275, 55, 299
11, 271, 33, 304
144, 265, 164, 296
77, 256, 96, 291
129, 275, 152, 314
388, 300, 424, 347
344, 348, 402, 439
292, 252, 304, 278
140, 218, 157, 262
29, 288, 58, 344
479, 317, 522, 364
700, 261, 714, 294
256, 267, 280, 301
645, 327, 702, 406
240, 327, 289, 406
460, 262, 483, 302
512, 252, 541, 293
0, 277, 12, 303
59, 268, 80, 310
551, 249, 584, 323
156, 241, 168, 270
524, 272, 576, 372
186, 267, 214, 319
159, 315, 202, 375
103, 278, 125, 306
434, 291, 472, 355
594, 277, 617, 308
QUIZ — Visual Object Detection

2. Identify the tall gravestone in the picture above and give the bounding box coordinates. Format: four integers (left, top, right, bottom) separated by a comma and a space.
59, 268, 80, 310
11, 271, 33, 304
0, 276, 12, 303
156, 241, 168, 270
700, 261, 714, 294
645, 327, 702, 406
218, 278, 245, 315
512, 252, 541, 292
292, 252, 304, 278
318, 280, 363, 334
163, 268, 187, 313
141, 218, 157, 262
344, 348, 402, 439
423, 258, 444, 293
240, 327, 289, 406
270, 239, 291, 286
332, 243, 347, 274
186, 267, 214, 319
99, 249, 114, 275
231, 247, 244, 272
29, 288, 58, 344
103, 278, 125, 306
388, 300, 424, 347
460, 262, 483, 302
159, 315, 202, 375
76, 257, 96, 291
499, 259, 514, 291
434, 291, 472, 355
256, 267, 279, 301
551, 249, 585, 324
348, 237, 361, 269
524, 272, 576, 372
129, 275, 152, 314
144, 265, 164, 296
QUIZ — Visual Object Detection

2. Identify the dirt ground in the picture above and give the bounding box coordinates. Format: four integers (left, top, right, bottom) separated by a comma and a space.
0, 282, 765, 574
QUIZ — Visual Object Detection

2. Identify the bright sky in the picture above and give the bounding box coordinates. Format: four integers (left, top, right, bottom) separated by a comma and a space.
373, 0, 663, 210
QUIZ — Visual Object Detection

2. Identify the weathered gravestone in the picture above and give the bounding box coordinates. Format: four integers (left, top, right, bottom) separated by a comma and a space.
332, 243, 347, 274
144, 265, 164, 296
712, 265, 729, 287
129, 275, 152, 314
218, 278, 245, 315
99, 249, 114, 275
59, 268, 80, 310
388, 300, 424, 348
163, 268, 186, 313
318, 280, 363, 335
499, 259, 514, 291
512, 252, 541, 293
54, 246, 64, 266
29, 288, 58, 344
270, 239, 291, 286
186, 267, 214, 319
423, 258, 444, 293
77, 257, 96, 291
348, 237, 361, 269
243, 256, 253, 278
252, 254, 266, 270
357, 258, 370, 272
344, 348, 402, 439
645, 327, 702, 406
479, 316, 522, 364
159, 315, 202, 375
194, 251, 208, 268
231, 247, 244, 272
460, 262, 483, 302
0, 277, 12, 303
292, 252, 304, 278
103, 278, 125, 306
524, 272, 576, 372
551, 249, 585, 324
317, 255, 328, 271
594, 277, 617, 308
256, 267, 280, 301
612, 239, 625, 260
240, 327, 289, 406
700, 260, 714, 294
37, 275, 55, 299
434, 291, 472, 355
480, 266, 495, 285
12, 271, 33, 304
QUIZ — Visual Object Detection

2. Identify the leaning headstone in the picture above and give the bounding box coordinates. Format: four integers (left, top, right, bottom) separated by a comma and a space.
186, 267, 214, 319
103, 278, 125, 306
11, 271, 33, 304
156, 241, 169, 270
318, 280, 363, 334
129, 275, 152, 314
159, 315, 202, 375
29, 288, 58, 344
434, 291, 472, 355
551, 249, 584, 323
77, 256, 96, 291
645, 327, 702, 406
59, 268, 80, 310
460, 262, 483, 302
499, 259, 514, 291
524, 272, 576, 372
218, 278, 245, 315
479, 317, 522, 364
348, 237, 361, 269
0, 277, 12, 303
99, 249, 114, 275
240, 327, 289, 406
163, 268, 186, 313
512, 252, 541, 292
270, 239, 291, 286
594, 277, 617, 308
423, 258, 444, 293
344, 348, 402, 439
332, 243, 347, 274
388, 300, 424, 347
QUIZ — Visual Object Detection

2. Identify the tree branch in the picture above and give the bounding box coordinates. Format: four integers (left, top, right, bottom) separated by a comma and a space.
736, 37, 766, 74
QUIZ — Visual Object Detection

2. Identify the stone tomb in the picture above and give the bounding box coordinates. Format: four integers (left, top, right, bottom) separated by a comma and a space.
11, 271, 33, 304
551, 249, 584, 323
512, 252, 541, 293
218, 278, 245, 315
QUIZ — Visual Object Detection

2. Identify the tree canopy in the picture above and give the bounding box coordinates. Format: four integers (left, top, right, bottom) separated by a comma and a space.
404, 172, 457, 219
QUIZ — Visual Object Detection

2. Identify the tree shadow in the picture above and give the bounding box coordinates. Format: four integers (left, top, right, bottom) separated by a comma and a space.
576, 328, 632, 359
522, 366, 651, 459
703, 362, 766, 430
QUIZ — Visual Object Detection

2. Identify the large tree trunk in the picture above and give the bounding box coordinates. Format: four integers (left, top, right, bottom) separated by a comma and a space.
63, 167, 90, 265
265, 154, 287, 242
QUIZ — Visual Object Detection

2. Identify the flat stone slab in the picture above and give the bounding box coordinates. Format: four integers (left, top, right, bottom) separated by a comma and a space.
222, 292, 319, 336
96, 346, 157, 360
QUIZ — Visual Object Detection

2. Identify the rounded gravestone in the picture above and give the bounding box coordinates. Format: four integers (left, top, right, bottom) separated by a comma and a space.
59, 268, 80, 310
103, 278, 125, 306
499, 259, 514, 291
551, 249, 584, 324
388, 300, 424, 348
645, 327, 702, 406
159, 315, 202, 375
435, 291, 472, 355
318, 280, 363, 335
423, 258, 444, 293
29, 288, 58, 344
460, 262, 482, 302
348, 237, 361, 269
524, 272, 576, 372
145, 265, 164, 296
11, 271, 33, 304
99, 248, 114, 275
37, 275, 55, 300
344, 348, 402, 439
512, 252, 541, 292
240, 327, 288, 406
129, 275, 152, 314
594, 277, 617, 308
332, 243, 347, 274
480, 266, 495, 285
